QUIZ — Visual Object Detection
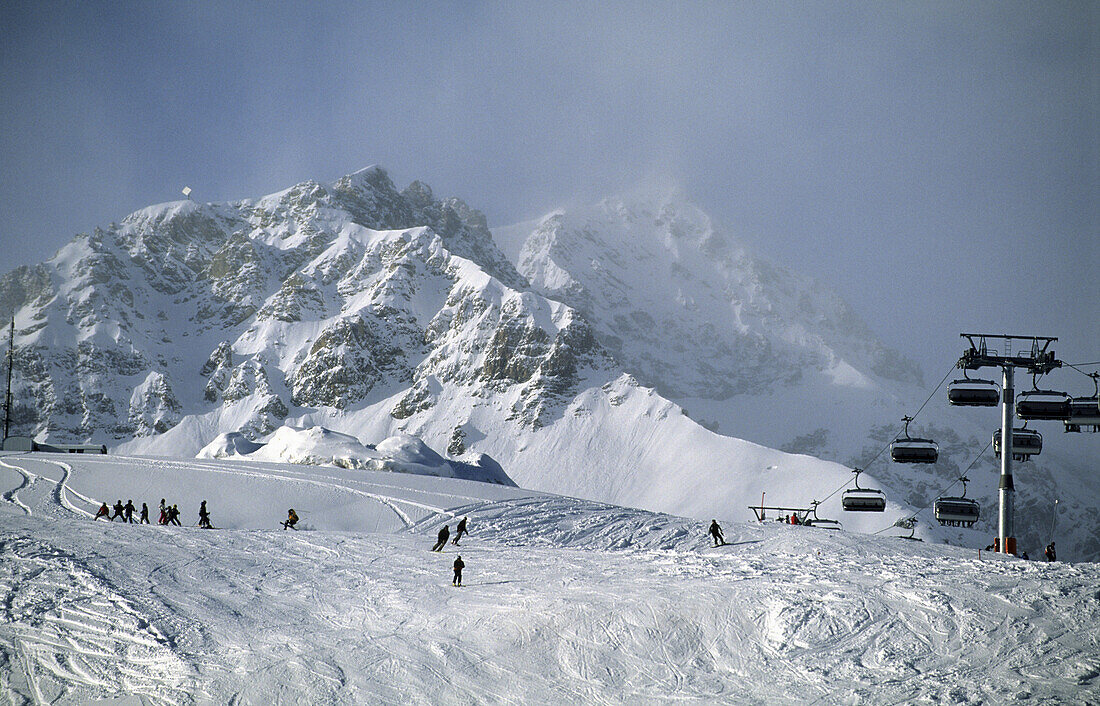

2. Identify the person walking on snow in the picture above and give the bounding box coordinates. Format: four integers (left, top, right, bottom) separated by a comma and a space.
1045, 542, 1056, 562
111, 500, 126, 522
452, 517, 468, 545
94, 503, 110, 521
453, 556, 465, 586
158, 499, 168, 525
168, 504, 182, 526
198, 500, 213, 529
139, 502, 149, 524
709, 520, 724, 546
283, 508, 299, 530
124, 499, 136, 524
432, 525, 450, 551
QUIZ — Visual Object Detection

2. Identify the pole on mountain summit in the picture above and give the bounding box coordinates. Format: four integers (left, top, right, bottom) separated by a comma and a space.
4, 315, 13, 441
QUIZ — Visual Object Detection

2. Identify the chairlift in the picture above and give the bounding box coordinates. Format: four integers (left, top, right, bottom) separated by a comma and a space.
992, 427, 1043, 461
934, 477, 981, 527
842, 469, 887, 512
1015, 389, 1070, 421
947, 376, 1000, 407
804, 500, 843, 531
892, 516, 922, 541
1064, 374, 1100, 433
890, 416, 938, 464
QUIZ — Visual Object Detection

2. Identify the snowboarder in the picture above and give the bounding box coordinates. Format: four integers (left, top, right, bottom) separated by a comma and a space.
709, 520, 724, 546
453, 556, 464, 586
432, 525, 450, 552
158, 498, 168, 525
124, 499, 136, 524
198, 500, 213, 529
94, 503, 110, 521
139, 502, 150, 524
168, 504, 182, 526
283, 508, 299, 530
1045, 542, 1056, 562
452, 516, 468, 545
111, 500, 126, 522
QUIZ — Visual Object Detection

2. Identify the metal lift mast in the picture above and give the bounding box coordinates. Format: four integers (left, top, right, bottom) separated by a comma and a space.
957, 334, 1061, 555
4, 315, 13, 441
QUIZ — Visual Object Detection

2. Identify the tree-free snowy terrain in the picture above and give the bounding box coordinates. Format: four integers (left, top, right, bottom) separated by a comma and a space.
2, 451, 1098, 705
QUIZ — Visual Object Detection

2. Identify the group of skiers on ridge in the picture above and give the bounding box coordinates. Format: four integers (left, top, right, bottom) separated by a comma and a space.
93, 497, 211, 528
431, 517, 469, 586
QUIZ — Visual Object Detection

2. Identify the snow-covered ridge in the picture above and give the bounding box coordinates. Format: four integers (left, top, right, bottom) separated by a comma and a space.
197, 425, 515, 485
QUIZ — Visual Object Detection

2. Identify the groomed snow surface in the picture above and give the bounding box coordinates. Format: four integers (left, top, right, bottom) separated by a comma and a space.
1, 452, 1098, 705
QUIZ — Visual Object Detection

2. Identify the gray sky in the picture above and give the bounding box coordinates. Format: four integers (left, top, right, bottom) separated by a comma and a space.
1, 1, 1097, 381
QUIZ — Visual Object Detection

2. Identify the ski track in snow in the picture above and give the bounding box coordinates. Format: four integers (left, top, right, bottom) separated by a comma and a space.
0, 452, 1098, 704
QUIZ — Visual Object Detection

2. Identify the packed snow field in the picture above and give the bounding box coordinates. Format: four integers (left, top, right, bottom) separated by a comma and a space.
1, 452, 1098, 705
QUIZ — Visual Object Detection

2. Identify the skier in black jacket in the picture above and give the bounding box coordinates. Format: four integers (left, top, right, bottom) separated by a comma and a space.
431, 525, 450, 552
452, 517, 468, 545
709, 520, 725, 546
453, 556, 464, 586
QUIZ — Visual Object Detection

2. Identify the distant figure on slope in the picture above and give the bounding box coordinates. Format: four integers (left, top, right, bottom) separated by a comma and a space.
198, 500, 213, 529
1021, 551, 1029, 560
124, 499, 136, 524
432, 525, 450, 552
94, 503, 110, 521
168, 504, 182, 526
709, 520, 724, 546
111, 500, 126, 522
452, 517, 468, 545
283, 508, 299, 530
1045, 542, 1056, 562
453, 556, 464, 586
789, 514, 801, 525
140, 502, 150, 524
158, 499, 168, 525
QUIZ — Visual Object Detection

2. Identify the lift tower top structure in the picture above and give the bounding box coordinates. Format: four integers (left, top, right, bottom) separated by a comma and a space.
956, 334, 1061, 556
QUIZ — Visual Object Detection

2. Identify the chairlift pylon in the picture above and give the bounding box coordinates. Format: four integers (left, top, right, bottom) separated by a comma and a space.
842, 468, 887, 512
804, 500, 843, 530
890, 416, 939, 464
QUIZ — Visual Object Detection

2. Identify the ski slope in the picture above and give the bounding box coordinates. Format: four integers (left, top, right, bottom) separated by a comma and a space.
1, 451, 1098, 705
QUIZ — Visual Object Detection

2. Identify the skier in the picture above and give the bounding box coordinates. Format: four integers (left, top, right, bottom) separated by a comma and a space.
1045, 542, 1056, 562
168, 504, 182, 526
94, 503, 110, 521
140, 502, 149, 524
431, 524, 450, 552
452, 516, 468, 545
709, 519, 724, 546
1021, 551, 1029, 561
198, 500, 213, 529
111, 500, 126, 522
283, 508, 299, 530
158, 498, 168, 525
124, 499, 136, 524
453, 556, 464, 586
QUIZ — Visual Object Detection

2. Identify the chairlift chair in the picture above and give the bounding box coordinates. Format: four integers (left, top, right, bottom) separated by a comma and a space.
947, 377, 1000, 407
992, 427, 1043, 461
890, 416, 939, 464
1015, 389, 1070, 421
934, 477, 980, 527
1064, 375, 1100, 432
841, 469, 887, 512
804, 500, 843, 530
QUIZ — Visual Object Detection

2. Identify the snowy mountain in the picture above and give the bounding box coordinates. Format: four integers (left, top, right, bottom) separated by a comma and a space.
493, 192, 1100, 561
1, 168, 1096, 559
2, 452, 1097, 704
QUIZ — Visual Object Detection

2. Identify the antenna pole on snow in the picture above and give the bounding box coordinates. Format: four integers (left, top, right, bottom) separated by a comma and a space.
4, 315, 13, 441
